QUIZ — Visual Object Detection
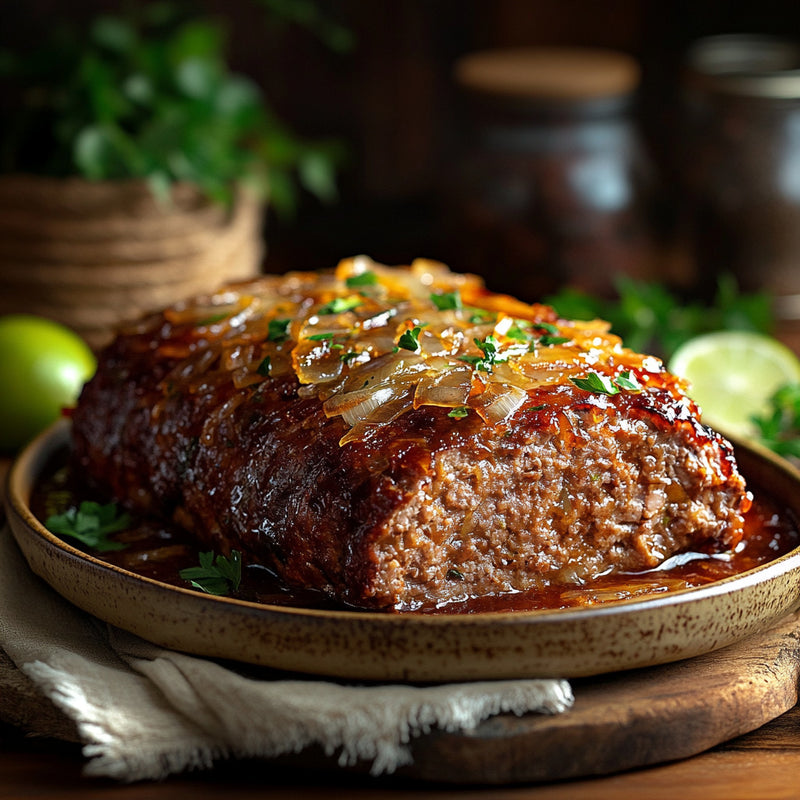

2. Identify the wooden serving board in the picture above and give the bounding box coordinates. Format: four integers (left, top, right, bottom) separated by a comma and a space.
400, 609, 800, 784
3, 612, 800, 785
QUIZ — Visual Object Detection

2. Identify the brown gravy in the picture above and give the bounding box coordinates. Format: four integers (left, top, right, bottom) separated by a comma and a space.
31, 448, 800, 614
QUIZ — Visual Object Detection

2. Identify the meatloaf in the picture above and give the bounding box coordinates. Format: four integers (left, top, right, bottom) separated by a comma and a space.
70, 257, 751, 611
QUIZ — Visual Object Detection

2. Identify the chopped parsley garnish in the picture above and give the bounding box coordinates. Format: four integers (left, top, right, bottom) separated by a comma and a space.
267, 318, 291, 343
570, 371, 642, 395
539, 335, 570, 346
504, 320, 569, 348
506, 323, 533, 341
459, 335, 507, 372
397, 325, 423, 352
571, 372, 620, 395
256, 356, 271, 376
464, 307, 496, 324
614, 370, 643, 392
345, 271, 378, 288
179, 550, 242, 596
448, 406, 470, 419
46, 501, 131, 552
307, 332, 336, 341
533, 322, 560, 336
198, 312, 231, 326
430, 290, 462, 311
340, 351, 360, 363
475, 335, 502, 362
317, 295, 363, 315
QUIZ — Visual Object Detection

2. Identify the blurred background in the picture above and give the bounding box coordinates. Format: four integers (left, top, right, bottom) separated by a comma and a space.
5, 0, 800, 452
4, 0, 800, 332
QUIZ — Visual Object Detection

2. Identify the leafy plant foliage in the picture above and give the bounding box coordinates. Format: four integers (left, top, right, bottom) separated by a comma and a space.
0, 3, 345, 212
547, 275, 773, 362
751, 384, 800, 460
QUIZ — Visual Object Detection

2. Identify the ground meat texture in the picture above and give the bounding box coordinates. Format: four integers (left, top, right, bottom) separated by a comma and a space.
72, 346, 748, 611
69, 262, 751, 611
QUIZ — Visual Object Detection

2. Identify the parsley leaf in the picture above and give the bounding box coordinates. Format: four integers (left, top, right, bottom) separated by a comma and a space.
430, 290, 462, 311
317, 296, 363, 315
46, 501, 131, 552
475, 335, 502, 362
448, 406, 470, 419
267, 318, 291, 343
570, 372, 620, 395
570, 371, 643, 395
459, 335, 507, 372
614, 370, 643, 392
179, 550, 242, 596
506, 325, 533, 342
345, 271, 378, 288
539, 335, 570, 346
397, 325, 423, 352
257, 356, 271, 376
533, 322, 560, 336
463, 307, 496, 324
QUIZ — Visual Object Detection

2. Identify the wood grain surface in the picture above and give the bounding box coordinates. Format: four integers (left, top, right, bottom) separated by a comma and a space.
3, 610, 800, 791
403, 610, 800, 784
4, 707, 800, 799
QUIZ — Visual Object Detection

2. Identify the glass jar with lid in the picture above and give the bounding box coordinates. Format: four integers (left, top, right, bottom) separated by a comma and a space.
446, 46, 657, 301
680, 34, 800, 318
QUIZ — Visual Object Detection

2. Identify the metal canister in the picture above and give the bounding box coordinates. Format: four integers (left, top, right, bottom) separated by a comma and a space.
680, 34, 800, 317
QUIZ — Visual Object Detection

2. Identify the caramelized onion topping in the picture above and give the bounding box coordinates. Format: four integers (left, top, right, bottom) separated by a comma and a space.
146, 257, 681, 445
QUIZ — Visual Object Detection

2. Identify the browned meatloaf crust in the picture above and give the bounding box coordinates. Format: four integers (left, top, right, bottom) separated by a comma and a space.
70, 258, 751, 611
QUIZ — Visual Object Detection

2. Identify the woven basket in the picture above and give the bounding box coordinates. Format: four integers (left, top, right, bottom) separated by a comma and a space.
0, 175, 264, 350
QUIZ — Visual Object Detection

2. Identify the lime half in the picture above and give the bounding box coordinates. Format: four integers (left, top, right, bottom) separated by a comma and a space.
668, 331, 800, 438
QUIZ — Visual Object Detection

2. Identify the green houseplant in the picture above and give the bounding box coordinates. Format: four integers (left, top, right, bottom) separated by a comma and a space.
0, 3, 344, 348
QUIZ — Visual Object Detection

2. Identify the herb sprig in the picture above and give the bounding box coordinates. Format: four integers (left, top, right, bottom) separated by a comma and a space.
396, 325, 423, 352
179, 550, 242, 596
430, 290, 462, 311
317, 296, 362, 315
345, 271, 378, 288
46, 501, 132, 552
570, 371, 642, 396
459, 335, 508, 372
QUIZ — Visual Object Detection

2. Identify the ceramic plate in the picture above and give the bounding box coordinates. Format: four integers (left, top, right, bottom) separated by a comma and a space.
6, 419, 800, 682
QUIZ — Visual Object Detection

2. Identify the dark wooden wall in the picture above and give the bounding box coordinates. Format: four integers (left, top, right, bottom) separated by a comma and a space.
5, 0, 800, 277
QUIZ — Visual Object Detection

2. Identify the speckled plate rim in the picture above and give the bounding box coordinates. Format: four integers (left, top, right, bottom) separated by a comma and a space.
6, 418, 800, 682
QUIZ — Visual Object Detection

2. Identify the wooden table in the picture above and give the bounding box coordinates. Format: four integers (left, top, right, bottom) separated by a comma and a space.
2, 707, 800, 799
4, 354, 800, 800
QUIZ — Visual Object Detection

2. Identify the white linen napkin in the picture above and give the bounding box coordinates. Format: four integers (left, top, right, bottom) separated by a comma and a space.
0, 520, 573, 782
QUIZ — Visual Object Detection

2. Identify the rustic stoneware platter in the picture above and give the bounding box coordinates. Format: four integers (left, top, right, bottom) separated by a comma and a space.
6, 418, 800, 683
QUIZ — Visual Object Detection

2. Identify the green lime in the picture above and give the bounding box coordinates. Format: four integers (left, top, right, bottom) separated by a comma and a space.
0, 315, 96, 452
668, 331, 800, 438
